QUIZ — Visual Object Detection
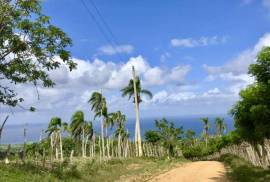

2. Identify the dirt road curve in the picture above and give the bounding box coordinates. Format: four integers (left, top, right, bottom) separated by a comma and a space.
150, 161, 227, 182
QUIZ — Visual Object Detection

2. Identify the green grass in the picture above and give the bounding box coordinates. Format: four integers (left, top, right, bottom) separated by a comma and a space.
220, 154, 270, 182
0, 157, 188, 182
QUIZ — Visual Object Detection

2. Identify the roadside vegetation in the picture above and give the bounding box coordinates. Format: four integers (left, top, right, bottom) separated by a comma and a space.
220, 154, 270, 182
0, 157, 187, 182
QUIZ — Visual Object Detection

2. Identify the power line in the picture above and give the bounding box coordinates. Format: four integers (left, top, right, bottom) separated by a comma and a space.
79, 0, 126, 62
88, 0, 121, 49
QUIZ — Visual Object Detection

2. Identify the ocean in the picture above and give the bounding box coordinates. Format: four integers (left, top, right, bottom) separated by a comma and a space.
0, 115, 234, 144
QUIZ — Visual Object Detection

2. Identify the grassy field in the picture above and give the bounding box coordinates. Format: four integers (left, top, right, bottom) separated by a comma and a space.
220, 154, 270, 182
0, 157, 188, 182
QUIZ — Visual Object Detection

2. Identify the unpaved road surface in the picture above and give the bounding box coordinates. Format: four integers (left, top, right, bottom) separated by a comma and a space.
150, 161, 227, 182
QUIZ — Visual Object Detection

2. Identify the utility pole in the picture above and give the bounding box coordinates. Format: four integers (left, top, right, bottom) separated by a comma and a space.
132, 66, 142, 157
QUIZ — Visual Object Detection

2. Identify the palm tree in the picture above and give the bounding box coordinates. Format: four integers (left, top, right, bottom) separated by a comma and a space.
88, 91, 107, 158
110, 111, 127, 157
46, 117, 67, 161
200, 117, 210, 147
70, 111, 91, 156
215, 117, 226, 136
121, 66, 152, 156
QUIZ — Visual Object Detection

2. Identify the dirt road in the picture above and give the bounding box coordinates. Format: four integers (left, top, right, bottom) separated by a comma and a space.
150, 161, 227, 182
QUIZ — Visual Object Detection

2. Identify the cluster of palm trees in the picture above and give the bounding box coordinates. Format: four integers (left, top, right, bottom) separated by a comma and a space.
200, 117, 227, 147
45, 67, 153, 160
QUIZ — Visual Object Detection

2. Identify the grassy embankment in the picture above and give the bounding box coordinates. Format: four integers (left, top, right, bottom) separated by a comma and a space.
220, 154, 270, 182
0, 157, 187, 182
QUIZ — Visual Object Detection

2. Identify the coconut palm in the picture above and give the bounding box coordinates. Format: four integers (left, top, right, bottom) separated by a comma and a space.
110, 111, 128, 157
110, 111, 127, 137
121, 76, 153, 104
200, 117, 210, 147
70, 111, 85, 141
121, 66, 152, 156
215, 117, 226, 136
88, 91, 107, 157
46, 117, 67, 161
70, 110, 92, 156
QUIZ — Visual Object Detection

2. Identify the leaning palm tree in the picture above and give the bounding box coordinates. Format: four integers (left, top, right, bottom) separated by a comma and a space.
70, 111, 88, 156
215, 117, 226, 136
88, 91, 107, 158
200, 117, 210, 147
46, 117, 67, 161
121, 66, 152, 157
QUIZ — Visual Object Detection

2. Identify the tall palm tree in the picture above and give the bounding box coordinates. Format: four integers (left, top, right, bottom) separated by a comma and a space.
46, 117, 67, 161
215, 117, 226, 136
200, 117, 210, 147
121, 66, 152, 156
88, 91, 107, 157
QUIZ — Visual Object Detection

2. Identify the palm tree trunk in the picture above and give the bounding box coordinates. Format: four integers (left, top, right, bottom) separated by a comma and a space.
82, 127, 85, 157
101, 119, 105, 158
59, 131, 63, 161
118, 134, 121, 157
132, 66, 143, 157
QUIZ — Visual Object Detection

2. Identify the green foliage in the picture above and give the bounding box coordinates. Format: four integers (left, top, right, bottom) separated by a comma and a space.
88, 92, 107, 119
145, 130, 160, 144
231, 47, 270, 142
46, 117, 67, 136
70, 111, 93, 141
0, 0, 76, 108
220, 154, 270, 182
182, 131, 241, 159
109, 111, 128, 138
145, 118, 183, 157
215, 117, 226, 136
121, 76, 152, 103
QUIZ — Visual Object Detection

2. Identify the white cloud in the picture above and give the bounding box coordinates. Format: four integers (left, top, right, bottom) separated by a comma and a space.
203, 33, 270, 77
203, 33, 270, 96
4, 55, 191, 115
98, 44, 134, 55
171, 36, 227, 48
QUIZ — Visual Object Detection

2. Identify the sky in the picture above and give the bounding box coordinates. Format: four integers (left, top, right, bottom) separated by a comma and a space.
2, 0, 270, 125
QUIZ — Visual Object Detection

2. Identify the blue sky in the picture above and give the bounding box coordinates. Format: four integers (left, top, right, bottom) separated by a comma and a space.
2, 0, 270, 125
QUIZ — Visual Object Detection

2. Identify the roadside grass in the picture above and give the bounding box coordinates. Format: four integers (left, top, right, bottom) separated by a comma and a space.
0, 157, 188, 182
220, 154, 270, 182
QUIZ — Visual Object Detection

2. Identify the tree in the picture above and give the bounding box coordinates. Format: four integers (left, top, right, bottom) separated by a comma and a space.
0, 0, 76, 109
110, 111, 127, 157
184, 129, 196, 146
215, 117, 226, 136
46, 117, 67, 161
145, 130, 160, 144
88, 91, 107, 157
231, 47, 270, 142
153, 118, 183, 157
70, 111, 93, 156
121, 66, 152, 156
201, 117, 210, 146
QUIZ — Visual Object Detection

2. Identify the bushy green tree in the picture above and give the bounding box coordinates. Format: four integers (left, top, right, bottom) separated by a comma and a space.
0, 0, 76, 108
231, 47, 270, 142
145, 118, 183, 157
145, 130, 160, 144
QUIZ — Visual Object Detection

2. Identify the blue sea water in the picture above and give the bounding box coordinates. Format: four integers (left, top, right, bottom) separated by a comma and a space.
1, 115, 234, 144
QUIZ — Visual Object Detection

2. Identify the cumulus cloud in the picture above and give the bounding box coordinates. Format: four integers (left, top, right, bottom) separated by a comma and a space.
4, 55, 191, 114
98, 44, 134, 55
170, 36, 227, 48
